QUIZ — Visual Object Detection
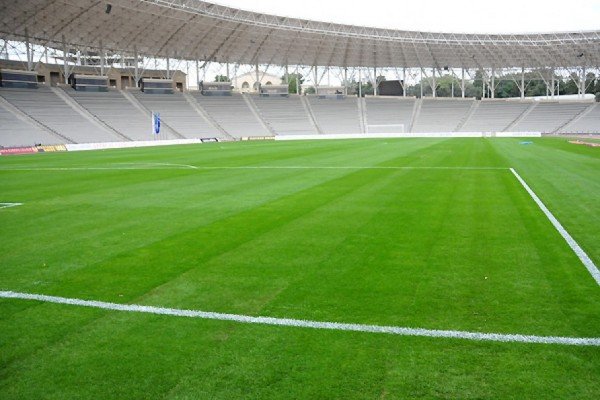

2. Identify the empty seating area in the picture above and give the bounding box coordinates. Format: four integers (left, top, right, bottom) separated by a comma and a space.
252, 96, 316, 135
511, 102, 592, 133
0, 87, 599, 149
460, 101, 531, 132
308, 97, 361, 134
192, 93, 270, 138
67, 89, 152, 141
561, 104, 600, 134
413, 99, 474, 132
365, 98, 415, 132
0, 104, 60, 147
0, 87, 120, 143
132, 92, 222, 139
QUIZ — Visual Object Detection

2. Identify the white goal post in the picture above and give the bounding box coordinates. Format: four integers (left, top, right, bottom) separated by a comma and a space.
366, 124, 405, 134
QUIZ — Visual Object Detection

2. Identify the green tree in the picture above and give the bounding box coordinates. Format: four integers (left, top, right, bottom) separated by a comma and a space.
282, 73, 305, 94
561, 74, 579, 95
214, 75, 230, 82
585, 73, 596, 94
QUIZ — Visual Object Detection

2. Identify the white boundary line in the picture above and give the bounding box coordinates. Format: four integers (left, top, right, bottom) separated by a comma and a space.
510, 168, 600, 286
0, 166, 509, 172
1, 290, 598, 347
0, 203, 22, 209
114, 162, 199, 170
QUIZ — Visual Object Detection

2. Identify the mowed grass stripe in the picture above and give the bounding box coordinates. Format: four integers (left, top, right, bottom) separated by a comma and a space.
0, 140, 445, 287
0, 142, 445, 362
0, 157, 422, 370
1, 138, 599, 399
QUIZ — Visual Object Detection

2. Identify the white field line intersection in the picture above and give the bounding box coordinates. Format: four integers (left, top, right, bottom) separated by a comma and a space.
1, 291, 598, 347
510, 168, 600, 286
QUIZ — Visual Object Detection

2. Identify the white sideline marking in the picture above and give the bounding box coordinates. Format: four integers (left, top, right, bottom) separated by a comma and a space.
0, 203, 22, 209
0, 166, 509, 172
510, 168, 600, 286
1, 290, 598, 347
114, 162, 199, 170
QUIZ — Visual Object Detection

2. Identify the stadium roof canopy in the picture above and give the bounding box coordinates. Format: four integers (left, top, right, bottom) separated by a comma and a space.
1, 0, 599, 69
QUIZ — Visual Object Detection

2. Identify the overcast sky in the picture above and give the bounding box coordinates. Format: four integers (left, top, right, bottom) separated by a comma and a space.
212, 0, 600, 34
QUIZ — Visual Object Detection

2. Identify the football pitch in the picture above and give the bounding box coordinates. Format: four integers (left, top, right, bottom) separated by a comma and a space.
1, 137, 599, 399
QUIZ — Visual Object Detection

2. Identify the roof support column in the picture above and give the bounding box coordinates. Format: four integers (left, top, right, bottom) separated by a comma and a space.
195, 60, 200, 88
403, 68, 407, 97
255, 62, 260, 93
62, 35, 69, 83
461, 68, 465, 98
482, 70, 486, 98
491, 68, 495, 99
134, 46, 140, 87
374, 66, 377, 96
25, 29, 33, 71
100, 40, 105, 77
284, 64, 289, 84
580, 67, 586, 98
226, 62, 230, 80
358, 68, 362, 98
550, 69, 555, 99
420, 69, 423, 98
295, 65, 300, 95
166, 55, 170, 80
314, 66, 318, 95
234, 63, 239, 91
344, 67, 348, 96
432, 68, 436, 98
521, 67, 525, 99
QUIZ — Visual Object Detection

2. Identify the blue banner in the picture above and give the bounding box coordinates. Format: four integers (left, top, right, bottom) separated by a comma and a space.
152, 112, 161, 135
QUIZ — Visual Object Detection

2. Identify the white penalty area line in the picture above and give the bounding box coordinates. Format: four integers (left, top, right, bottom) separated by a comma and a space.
510, 168, 600, 286
1, 290, 598, 347
0, 203, 22, 209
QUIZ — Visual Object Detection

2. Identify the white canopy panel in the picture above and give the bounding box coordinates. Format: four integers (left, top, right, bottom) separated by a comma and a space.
1, 0, 599, 68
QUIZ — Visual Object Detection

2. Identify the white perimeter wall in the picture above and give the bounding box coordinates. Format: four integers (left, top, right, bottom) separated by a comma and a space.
275, 132, 542, 141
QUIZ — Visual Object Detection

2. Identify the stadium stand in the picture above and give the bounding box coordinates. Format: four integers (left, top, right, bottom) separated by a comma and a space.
561, 103, 600, 133
0, 86, 122, 143
460, 100, 532, 132
510, 102, 593, 133
412, 99, 474, 132
66, 89, 152, 141
2, 86, 600, 147
0, 100, 62, 147
132, 92, 223, 139
307, 97, 362, 134
190, 93, 272, 138
252, 95, 317, 135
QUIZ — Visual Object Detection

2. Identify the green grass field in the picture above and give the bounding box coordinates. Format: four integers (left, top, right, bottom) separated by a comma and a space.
1, 138, 599, 399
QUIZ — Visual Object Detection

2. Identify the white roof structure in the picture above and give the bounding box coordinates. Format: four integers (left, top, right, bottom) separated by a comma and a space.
1, 0, 599, 69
